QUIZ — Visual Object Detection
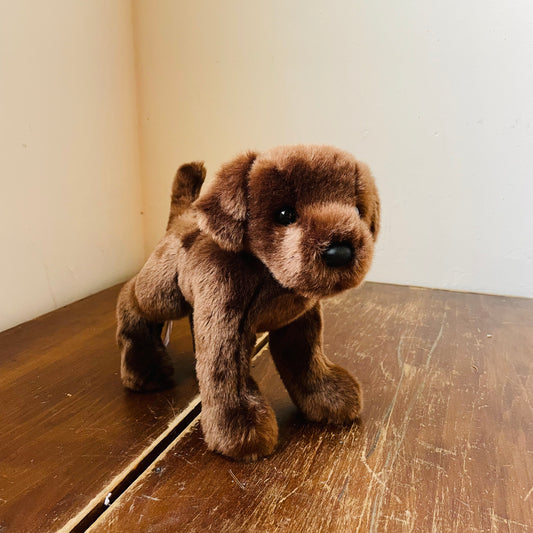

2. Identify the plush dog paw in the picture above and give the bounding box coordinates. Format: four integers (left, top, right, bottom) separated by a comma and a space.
297, 364, 362, 424
202, 400, 279, 462
121, 345, 174, 392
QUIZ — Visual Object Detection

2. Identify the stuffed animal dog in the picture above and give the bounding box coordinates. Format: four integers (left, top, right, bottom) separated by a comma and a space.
116, 145, 380, 461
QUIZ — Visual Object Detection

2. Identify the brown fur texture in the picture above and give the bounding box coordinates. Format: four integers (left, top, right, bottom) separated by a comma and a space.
116, 145, 380, 461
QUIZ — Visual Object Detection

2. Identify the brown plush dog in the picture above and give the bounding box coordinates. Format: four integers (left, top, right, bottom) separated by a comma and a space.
116, 145, 380, 461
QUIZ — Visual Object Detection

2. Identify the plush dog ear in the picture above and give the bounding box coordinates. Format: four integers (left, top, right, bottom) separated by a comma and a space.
194, 151, 257, 252
369, 195, 380, 239
357, 161, 381, 240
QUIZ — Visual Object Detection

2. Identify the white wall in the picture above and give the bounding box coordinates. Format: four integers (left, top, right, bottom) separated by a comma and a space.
0, 1, 145, 331
134, 0, 533, 298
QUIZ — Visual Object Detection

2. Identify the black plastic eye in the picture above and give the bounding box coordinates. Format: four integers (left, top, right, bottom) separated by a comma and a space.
276, 207, 298, 226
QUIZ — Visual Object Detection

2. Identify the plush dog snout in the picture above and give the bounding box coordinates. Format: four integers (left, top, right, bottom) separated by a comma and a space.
323, 243, 354, 267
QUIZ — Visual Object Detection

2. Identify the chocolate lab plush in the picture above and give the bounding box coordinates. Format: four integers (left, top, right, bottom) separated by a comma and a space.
116, 145, 380, 461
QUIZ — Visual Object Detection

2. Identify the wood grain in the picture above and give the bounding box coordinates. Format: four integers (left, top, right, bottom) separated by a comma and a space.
0, 285, 199, 533
88, 283, 533, 533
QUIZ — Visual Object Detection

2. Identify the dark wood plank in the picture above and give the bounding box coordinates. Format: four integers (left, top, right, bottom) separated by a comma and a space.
88, 283, 533, 533
0, 285, 200, 533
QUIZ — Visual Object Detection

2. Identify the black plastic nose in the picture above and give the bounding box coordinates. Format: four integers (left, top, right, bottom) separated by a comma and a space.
323, 243, 354, 267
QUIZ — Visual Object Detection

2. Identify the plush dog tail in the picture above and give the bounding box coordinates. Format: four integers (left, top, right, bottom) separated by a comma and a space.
167, 161, 206, 228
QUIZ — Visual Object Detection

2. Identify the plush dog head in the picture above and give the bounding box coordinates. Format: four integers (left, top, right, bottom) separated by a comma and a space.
195, 145, 380, 298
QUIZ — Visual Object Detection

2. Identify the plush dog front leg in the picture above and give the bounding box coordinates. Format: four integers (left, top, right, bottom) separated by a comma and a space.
193, 303, 278, 461
269, 303, 361, 424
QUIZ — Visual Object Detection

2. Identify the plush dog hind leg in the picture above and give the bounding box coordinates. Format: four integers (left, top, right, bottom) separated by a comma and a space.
269, 302, 361, 424
193, 302, 278, 461
116, 261, 190, 392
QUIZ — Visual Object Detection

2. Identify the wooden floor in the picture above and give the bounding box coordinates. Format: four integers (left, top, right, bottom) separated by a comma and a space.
0, 283, 532, 532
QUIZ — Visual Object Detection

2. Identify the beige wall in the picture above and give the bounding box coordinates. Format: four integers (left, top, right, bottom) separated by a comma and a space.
2, 1, 532, 333
0, 1, 145, 331
134, 0, 533, 298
